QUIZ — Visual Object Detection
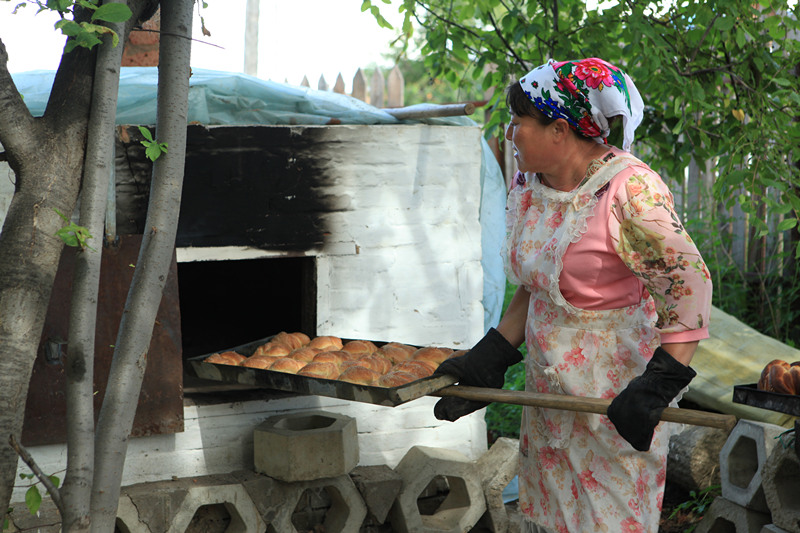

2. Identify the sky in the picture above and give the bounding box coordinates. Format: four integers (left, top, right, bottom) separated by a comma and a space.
0, 0, 405, 91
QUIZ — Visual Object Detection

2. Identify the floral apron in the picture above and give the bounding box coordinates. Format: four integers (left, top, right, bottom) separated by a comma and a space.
504, 154, 675, 533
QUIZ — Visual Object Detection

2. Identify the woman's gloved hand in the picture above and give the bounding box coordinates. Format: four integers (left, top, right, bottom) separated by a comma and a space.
607, 346, 696, 451
433, 328, 523, 422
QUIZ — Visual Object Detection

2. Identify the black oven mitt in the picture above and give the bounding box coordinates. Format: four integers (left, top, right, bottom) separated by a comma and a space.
607, 346, 696, 451
433, 328, 523, 422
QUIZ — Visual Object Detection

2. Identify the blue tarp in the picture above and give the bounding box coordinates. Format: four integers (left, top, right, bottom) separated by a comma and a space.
12, 67, 507, 331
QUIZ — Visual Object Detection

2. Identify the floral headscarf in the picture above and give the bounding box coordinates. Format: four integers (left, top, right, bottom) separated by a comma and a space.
519, 58, 644, 152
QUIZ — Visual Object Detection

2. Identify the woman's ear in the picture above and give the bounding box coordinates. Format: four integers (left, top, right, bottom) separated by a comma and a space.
551, 118, 571, 140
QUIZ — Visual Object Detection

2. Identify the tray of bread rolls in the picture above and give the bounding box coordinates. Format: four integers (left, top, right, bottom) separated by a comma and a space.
732, 359, 800, 417
185, 331, 464, 407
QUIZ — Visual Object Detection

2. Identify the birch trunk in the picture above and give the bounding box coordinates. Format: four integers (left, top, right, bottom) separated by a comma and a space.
61, 3, 130, 530
90, 1, 193, 530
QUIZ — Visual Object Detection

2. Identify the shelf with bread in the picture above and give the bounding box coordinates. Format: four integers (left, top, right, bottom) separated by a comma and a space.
732, 359, 800, 417
185, 332, 464, 407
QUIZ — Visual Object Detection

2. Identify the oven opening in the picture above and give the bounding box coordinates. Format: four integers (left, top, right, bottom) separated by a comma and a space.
177, 255, 317, 360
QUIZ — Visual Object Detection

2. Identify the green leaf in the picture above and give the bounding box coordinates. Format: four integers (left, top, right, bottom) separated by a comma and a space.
49, 475, 61, 489
54, 19, 83, 37
138, 126, 154, 142
145, 143, 163, 161
92, 3, 132, 22
25, 486, 42, 515
777, 218, 797, 232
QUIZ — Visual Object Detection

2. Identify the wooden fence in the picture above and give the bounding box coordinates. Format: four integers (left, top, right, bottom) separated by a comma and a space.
299, 66, 406, 109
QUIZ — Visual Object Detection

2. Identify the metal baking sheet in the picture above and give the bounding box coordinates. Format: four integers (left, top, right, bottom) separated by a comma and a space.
185, 336, 457, 407
732, 383, 800, 417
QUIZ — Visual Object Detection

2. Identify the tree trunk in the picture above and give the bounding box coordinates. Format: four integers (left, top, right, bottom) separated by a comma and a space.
61, 4, 130, 531
90, 1, 193, 530
0, 35, 96, 519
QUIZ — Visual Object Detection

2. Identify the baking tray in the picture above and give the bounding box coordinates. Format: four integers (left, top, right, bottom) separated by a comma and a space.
732, 383, 800, 417
184, 336, 457, 407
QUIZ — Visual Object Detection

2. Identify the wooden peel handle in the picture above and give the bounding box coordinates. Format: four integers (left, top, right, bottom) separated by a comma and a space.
432, 385, 738, 432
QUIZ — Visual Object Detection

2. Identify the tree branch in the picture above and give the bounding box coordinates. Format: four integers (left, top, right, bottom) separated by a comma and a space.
0, 38, 38, 170
486, 11, 529, 72
9, 435, 64, 516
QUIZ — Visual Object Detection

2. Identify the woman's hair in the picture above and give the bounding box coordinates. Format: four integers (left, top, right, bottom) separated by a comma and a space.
505, 80, 554, 125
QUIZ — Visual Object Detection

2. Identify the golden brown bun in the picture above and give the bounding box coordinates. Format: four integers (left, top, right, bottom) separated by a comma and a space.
377, 371, 418, 388
392, 360, 436, 379
271, 331, 308, 350
205, 351, 246, 365
241, 355, 281, 369
377, 345, 413, 364
298, 361, 340, 380
288, 346, 321, 363
253, 342, 292, 357
308, 335, 344, 351
358, 354, 393, 375
758, 359, 796, 394
383, 342, 417, 355
412, 347, 451, 365
268, 358, 306, 374
342, 340, 378, 356
338, 366, 381, 386
450, 349, 468, 359
312, 351, 349, 367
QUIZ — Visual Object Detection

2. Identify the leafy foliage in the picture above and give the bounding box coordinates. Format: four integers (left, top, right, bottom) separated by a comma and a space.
365, 0, 800, 251
53, 208, 95, 251
138, 125, 168, 162
14, 0, 132, 51
16, 473, 60, 516
667, 484, 721, 532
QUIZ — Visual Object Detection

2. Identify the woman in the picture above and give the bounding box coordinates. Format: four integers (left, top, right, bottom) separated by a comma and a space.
434, 58, 712, 533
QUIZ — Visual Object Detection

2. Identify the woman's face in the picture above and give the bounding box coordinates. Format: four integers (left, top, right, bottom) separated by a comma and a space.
505, 111, 552, 174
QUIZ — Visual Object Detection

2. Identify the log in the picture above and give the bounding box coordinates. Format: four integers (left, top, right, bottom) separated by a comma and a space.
667, 425, 729, 492
384, 103, 476, 120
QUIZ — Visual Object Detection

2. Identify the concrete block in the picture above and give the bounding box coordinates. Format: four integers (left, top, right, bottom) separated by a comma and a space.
265, 474, 367, 533
762, 443, 800, 533
719, 419, 784, 512
389, 445, 486, 533
121, 474, 264, 533
761, 525, 793, 533
117, 494, 151, 533
350, 465, 403, 524
254, 410, 359, 482
474, 437, 519, 533
695, 497, 771, 533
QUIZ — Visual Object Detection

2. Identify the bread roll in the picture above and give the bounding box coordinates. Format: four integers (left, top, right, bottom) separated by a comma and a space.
253, 342, 292, 357
412, 347, 451, 365
758, 359, 795, 394
312, 351, 348, 367
358, 354, 393, 374
339, 365, 381, 386
241, 355, 281, 369
271, 331, 307, 350
384, 342, 417, 355
267, 358, 305, 374
205, 351, 246, 365
789, 364, 800, 395
392, 360, 436, 379
342, 340, 378, 356
377, 345, 413, 364
308, 335, 344, 351
450, 349, 468, 359
377, 371, 418, 388
298, 361, 340, 380
288, 346, 321, 363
